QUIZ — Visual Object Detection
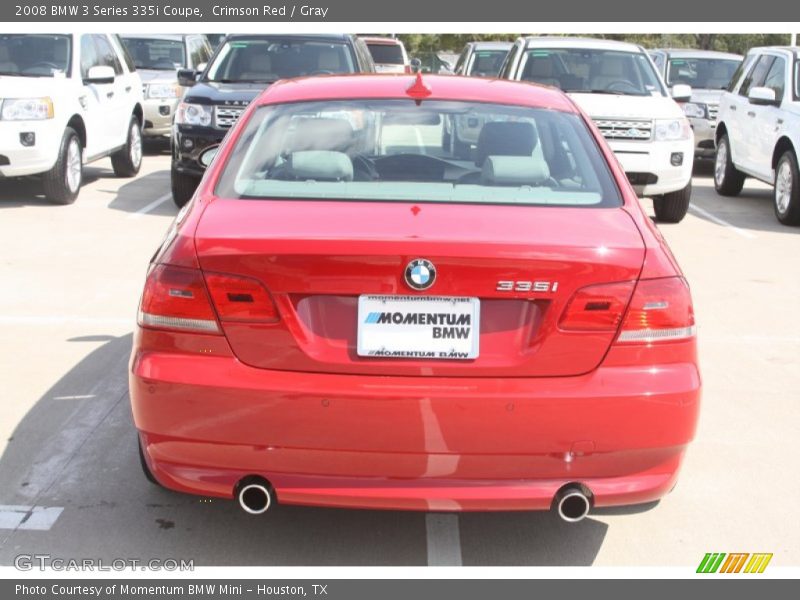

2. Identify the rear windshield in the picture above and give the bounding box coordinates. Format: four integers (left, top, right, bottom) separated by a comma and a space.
667, 57, 741, 89
367, 43, 404, 65
204, 38, 356, 83
468, 50, 509, 77
215, 99, 621, 208
121, 37, 186, 70
519, 48, 665, 96
0, 34, 71, 77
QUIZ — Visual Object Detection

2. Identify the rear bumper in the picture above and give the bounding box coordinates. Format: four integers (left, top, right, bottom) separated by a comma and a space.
131, 334, 701, 512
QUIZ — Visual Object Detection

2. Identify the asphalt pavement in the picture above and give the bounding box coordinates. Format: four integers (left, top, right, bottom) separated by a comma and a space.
0, 151, 798, 567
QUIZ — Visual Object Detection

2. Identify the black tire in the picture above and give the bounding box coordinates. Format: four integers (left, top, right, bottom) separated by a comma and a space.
714, 134, 745, 196
111, 116, 143, 177
138, 436, 161, 487
774, 151, 800, 226
43, 127, 82, 205
171, 167, 200, 208
653, 182, 692, 224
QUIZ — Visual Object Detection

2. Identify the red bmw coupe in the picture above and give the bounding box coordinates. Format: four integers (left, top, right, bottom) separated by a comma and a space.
130, 73, 701, 521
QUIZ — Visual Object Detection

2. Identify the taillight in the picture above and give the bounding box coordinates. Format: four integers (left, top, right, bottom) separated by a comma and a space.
617, 277, 695, 343
204, 273, 279, 323
138, 265, 220, 334
559, 281, 635, 331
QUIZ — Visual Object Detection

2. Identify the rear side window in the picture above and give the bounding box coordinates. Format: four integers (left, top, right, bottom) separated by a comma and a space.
215, 99, 622, 208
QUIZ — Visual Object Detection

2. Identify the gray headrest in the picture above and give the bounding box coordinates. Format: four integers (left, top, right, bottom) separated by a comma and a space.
475, 121, 538, 167
285, 151, 353, 181
287, 118, 355, 154
480, 156, 550, 186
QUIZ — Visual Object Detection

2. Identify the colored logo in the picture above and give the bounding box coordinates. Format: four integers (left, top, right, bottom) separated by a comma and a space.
696, 553, 773, 574
404, 259, 436, 291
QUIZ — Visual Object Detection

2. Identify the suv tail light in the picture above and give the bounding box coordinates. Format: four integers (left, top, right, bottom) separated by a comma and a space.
138, 265, 220, 334
204, 273, 279, 323
617, 277, 695, 343
559, 281, 636, 331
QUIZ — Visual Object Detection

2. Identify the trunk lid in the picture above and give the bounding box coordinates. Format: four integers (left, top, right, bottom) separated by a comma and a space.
194, 199, 645, 377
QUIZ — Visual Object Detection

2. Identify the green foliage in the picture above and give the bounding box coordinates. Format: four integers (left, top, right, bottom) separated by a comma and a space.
396, 33, 794, 56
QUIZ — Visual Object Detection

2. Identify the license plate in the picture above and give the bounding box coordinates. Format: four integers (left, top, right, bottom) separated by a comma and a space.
357, 295, 480, 360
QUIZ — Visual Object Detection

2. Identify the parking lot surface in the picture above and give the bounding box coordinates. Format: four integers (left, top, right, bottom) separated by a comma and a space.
0, 153, 798, 567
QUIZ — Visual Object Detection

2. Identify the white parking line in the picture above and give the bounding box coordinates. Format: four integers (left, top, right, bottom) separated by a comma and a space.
0, 505, 63, 531
425, 513, 463, 566
128, 192, 172, 219
688, 204, 756, 239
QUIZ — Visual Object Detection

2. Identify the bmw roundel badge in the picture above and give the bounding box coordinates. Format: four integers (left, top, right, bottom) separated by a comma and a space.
404, 259, 436, 291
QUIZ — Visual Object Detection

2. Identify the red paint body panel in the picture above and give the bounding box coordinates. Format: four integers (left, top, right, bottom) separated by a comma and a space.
131, 75, 701, 512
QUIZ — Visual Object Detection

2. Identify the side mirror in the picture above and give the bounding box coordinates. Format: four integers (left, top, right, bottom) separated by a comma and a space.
85, 65, 115, 84
177, 68, 198, 87
748, 86, 778, 106
671, 84, 692, 102
198, 145, 219, 168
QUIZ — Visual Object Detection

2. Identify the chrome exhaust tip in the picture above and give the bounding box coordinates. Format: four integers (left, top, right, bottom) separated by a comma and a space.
554, 483, 592, 523
237, 478, 274, 515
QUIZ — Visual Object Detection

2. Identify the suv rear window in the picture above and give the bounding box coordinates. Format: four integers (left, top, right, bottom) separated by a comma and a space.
367, 43, 404, 65
215, 99, 621, 208
205, 38, 356, 83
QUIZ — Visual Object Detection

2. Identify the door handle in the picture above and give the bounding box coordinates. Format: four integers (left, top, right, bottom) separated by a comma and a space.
125, 86, 132, 92
106, 91, 114, 98
729, 105, 736, 110
747, 111, 755, 117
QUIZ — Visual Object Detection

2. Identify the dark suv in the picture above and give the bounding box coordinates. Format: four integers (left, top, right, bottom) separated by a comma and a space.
171, 34, 375, 207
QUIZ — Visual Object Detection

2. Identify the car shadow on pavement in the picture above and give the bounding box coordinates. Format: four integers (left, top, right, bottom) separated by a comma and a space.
106, 169, 176, 218
0, 165, 108, 208
687, 159, 799, 235
0, 333, 613, 567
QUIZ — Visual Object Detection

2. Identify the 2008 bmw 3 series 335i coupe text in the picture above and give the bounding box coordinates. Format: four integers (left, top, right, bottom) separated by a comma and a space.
130, 73, 701, 521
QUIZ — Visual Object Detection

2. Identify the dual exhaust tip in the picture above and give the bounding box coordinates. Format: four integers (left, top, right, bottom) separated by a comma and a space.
554, 483, 593, 523
237, 477, 274, 515
236, 477, 592, 522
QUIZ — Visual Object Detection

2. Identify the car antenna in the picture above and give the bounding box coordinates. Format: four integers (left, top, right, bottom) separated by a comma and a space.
406, 60, 431, 105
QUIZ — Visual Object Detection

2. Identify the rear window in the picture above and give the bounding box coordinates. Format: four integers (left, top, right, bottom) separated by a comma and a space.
367, 43, 404, 65
205, 38, 356, 83
215, 99, 621, 208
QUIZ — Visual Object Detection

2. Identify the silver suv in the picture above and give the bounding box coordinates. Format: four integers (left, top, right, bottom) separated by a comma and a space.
120, 34, 213, 139
650, 49, 742, 159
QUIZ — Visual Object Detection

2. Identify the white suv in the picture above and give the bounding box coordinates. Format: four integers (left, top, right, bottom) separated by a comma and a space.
714, 46, 800, 225
499, 37, 695, 223
0, 34, 144, 204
